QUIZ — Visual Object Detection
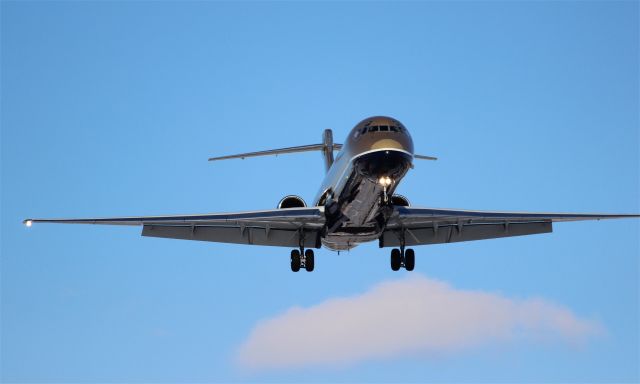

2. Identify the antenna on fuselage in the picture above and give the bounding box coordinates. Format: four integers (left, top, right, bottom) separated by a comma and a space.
208, 129, 342, 173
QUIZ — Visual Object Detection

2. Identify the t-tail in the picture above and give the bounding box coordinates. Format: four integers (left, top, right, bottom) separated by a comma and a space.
208, 128, 437, 172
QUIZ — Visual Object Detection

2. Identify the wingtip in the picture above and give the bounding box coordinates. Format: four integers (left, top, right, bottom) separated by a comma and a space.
23, 219, 33, 227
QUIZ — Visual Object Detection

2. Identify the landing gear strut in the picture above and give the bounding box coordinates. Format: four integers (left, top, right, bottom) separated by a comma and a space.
291, 248, 315, 272
390, 247, 415, 271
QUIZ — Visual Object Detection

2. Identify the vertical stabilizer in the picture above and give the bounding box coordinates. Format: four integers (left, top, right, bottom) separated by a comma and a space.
322, 129, 334, 172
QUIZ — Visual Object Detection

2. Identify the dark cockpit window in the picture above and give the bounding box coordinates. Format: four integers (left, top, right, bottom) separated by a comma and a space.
360, 125, 406, 134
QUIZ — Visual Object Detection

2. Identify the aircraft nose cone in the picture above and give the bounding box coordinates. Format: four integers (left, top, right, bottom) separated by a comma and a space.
371, 138, 406, 152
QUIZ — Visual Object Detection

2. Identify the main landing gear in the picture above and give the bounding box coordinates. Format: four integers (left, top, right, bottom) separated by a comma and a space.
390, 247, 415, 271
291, 248, 315, 272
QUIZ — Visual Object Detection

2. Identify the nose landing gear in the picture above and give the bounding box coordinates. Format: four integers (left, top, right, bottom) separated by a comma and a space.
290, 248, 315, 272
390, 247, 415, 271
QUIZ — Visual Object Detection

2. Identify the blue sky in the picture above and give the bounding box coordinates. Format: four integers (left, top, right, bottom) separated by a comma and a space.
1, 1, 638, 382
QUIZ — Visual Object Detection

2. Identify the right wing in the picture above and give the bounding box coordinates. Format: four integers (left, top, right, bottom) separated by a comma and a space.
24, 207, 325, 248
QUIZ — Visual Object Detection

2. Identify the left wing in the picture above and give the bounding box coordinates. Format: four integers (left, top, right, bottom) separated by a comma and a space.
24, 207, 325, 248
380, 206, 639, 247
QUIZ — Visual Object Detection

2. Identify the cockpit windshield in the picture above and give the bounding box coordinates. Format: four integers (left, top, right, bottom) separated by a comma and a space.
360, 125, 402, 135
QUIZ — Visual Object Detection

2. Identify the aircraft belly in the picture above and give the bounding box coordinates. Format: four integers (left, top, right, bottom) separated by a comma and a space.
321, 149, 412, 251
341, 178, 382, 226
322, 174, 391, 251
321, 236, 374, 251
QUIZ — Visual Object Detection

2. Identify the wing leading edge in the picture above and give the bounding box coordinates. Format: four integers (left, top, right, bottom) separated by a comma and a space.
24, 207, 325, 248
23, 206, 638, 248
380, 207, 640, 247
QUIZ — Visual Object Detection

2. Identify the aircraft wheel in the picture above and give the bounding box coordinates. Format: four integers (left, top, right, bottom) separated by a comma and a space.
390, 248, 401, 271
404, 248, 415, 271
291, 249, 301, 272
304, 249, 315, 272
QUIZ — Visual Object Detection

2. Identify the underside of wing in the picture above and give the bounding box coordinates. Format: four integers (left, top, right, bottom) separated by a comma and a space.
380, 206, 639, 247
24, 207, 325, 248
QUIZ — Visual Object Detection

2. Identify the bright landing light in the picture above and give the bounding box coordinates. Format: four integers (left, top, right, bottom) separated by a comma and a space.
378, 176, 392, 187
25, 220, 33, 227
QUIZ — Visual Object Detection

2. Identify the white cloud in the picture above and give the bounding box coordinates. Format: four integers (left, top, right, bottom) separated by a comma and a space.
236, 274, 602, 370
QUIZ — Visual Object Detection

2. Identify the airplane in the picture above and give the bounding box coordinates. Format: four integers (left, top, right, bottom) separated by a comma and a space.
24, 116, 639, 272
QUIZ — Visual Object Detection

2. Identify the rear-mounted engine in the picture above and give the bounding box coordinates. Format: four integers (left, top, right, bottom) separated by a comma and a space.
277, 195, 307, 209
390, 194, 410, 207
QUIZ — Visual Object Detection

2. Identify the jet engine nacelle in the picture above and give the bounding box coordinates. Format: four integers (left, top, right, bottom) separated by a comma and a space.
278, 195, 307, 209
390, 194, 410, 207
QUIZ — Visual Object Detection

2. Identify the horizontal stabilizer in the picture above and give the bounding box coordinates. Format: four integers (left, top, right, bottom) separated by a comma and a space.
414, 154, 438, 160
208, 143, 343, 161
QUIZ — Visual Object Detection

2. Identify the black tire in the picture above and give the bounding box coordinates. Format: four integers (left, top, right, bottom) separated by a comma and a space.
404, 248, 415, 271
290, 249, 301, 272
304, 249, 315, 272
390, 248, 401, 271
